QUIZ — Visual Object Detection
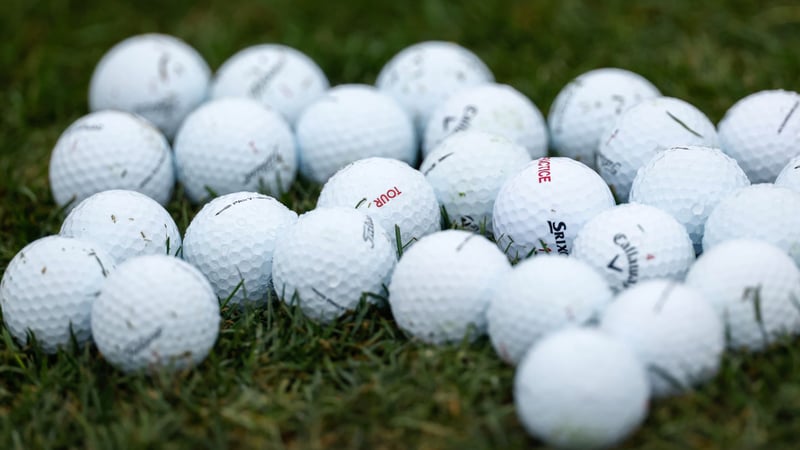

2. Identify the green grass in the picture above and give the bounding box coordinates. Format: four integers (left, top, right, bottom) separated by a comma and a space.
3, 0, 800, 448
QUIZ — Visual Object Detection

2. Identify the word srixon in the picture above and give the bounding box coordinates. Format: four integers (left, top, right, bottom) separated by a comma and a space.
547, 221, 568, 254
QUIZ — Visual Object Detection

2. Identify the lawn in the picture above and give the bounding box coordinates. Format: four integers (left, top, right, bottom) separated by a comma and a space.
2, 0, 800, 448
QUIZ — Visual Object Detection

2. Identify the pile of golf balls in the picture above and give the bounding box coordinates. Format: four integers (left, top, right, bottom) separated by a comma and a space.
4, 32, 800, 448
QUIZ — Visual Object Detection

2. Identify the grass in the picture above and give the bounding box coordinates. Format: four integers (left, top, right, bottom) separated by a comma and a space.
2, 0, 800, 448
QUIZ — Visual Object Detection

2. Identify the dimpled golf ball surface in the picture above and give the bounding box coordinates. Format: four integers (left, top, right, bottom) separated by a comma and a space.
775, 154, 800, 193
597, 97, 719, 200
718, 90, 800, 183
210, 44, 329, 125
629, 146, 750, 253
296, 84, 416, 184
492, 156, 615, 261
388, 230, 510, 344
600, 280, 724, 397
89, 33, 211, 138
91, 255, 220, 373
514, 328, 649, 449
572, 203, 696, 293
548, 67, 661, 168
0, 236, 114, 353
49, 110, 174, 209
420, 131, 530, 233
376, 41, 494, 133
60, 190, 181, 264
272, 207, 396, 323
703, 184, 800, 265
422, 83, 548, 159
182, 192, 298, 306
487, 255, 612, 365
317, 157, 441, 248
686, 239, 800, 351
174, 97, 297, 203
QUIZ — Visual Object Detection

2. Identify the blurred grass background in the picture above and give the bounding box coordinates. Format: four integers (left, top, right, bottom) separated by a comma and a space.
2, 0, 800, 448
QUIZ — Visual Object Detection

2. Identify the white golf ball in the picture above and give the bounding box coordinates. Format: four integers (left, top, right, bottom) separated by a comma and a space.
60, 189, 182, 264
702, 184, 800, 266
600, 280, 724, 397
422, 83, 548, 159
487, 255, 612, 365
375, 41, 494, 133
596, 97, 719, 200
0, 236, 115, 353
317, 157, 441, 249
572, 203, 696, 292
718, 89, 800, 183
492, 157, 615, 261
211, 44, 329, 125
548, 67, 661, 168
388, 230, 510, 344
272, 207, 397, 323
775, 154, 800, 193
629, 146, 750, 253
685, 239, 800, 351
420, 131, 531, 233
182, 192, 298, 306
89, 33, 211, 138
173, 97, 297, 203
514, 328, 649, 450
49, 110, 174, 209
296, 84, 416, 184
91, 255, 220, 373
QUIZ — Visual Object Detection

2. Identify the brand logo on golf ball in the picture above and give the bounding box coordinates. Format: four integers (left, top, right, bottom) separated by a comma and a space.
537, 157, 552, 183
607, 233, 639, 288
374, 186, 402, 207
363, 216, 375, 248
442, 105, 477, 133
547, 220, 568, 254
243, 144, 282, 185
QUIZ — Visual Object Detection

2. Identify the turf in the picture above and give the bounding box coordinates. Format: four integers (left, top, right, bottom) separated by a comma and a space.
2, 0, 800, 448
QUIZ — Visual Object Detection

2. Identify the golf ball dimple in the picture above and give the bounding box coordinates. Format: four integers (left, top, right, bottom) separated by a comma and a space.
420, 131, 530, 234
317, 157, 441, 249
596, 96, 719, 201
718, 89, 800, 183
89, 33, 211, 139
422, 83, 548, 159
629, 146, 750, 253
48, 110, 174, 209
572, 203, 696, 293
271, 207, 397, 323
487, 255, 612, 365
173, 97, 298, 204
514, 328, 649, 450
60, 189, 182, 264
376, 41, 494, 133
295, 84, 416, 184
91, 255, 220, 373
388, 230, 511, 345
210, 44, 329, 125
600, 280, 724, 398
182, 192, 298, 306
492, 156, 615, 261
775, 154, 800, 193
0, 236, 115, 353
548, 67, 661, 169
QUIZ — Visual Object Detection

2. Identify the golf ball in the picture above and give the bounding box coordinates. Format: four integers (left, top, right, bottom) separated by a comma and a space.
89, 33, 211, 138
548, 67, 661, 168
420, 131, 531, 234
492, 157, 615, 261
629, 146, 750, 253
211, 44, 329, 125
487, 255, 612, 365
775, 154, 800, 193
49, 110, 174, 209
182, 192, 298, 306
272, 207, 397, 323
0, 236, 115, 353
91, 255, 220, 373
388, 230, 510, 344
174, 97, 297, 203
60, 189, 182, 264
